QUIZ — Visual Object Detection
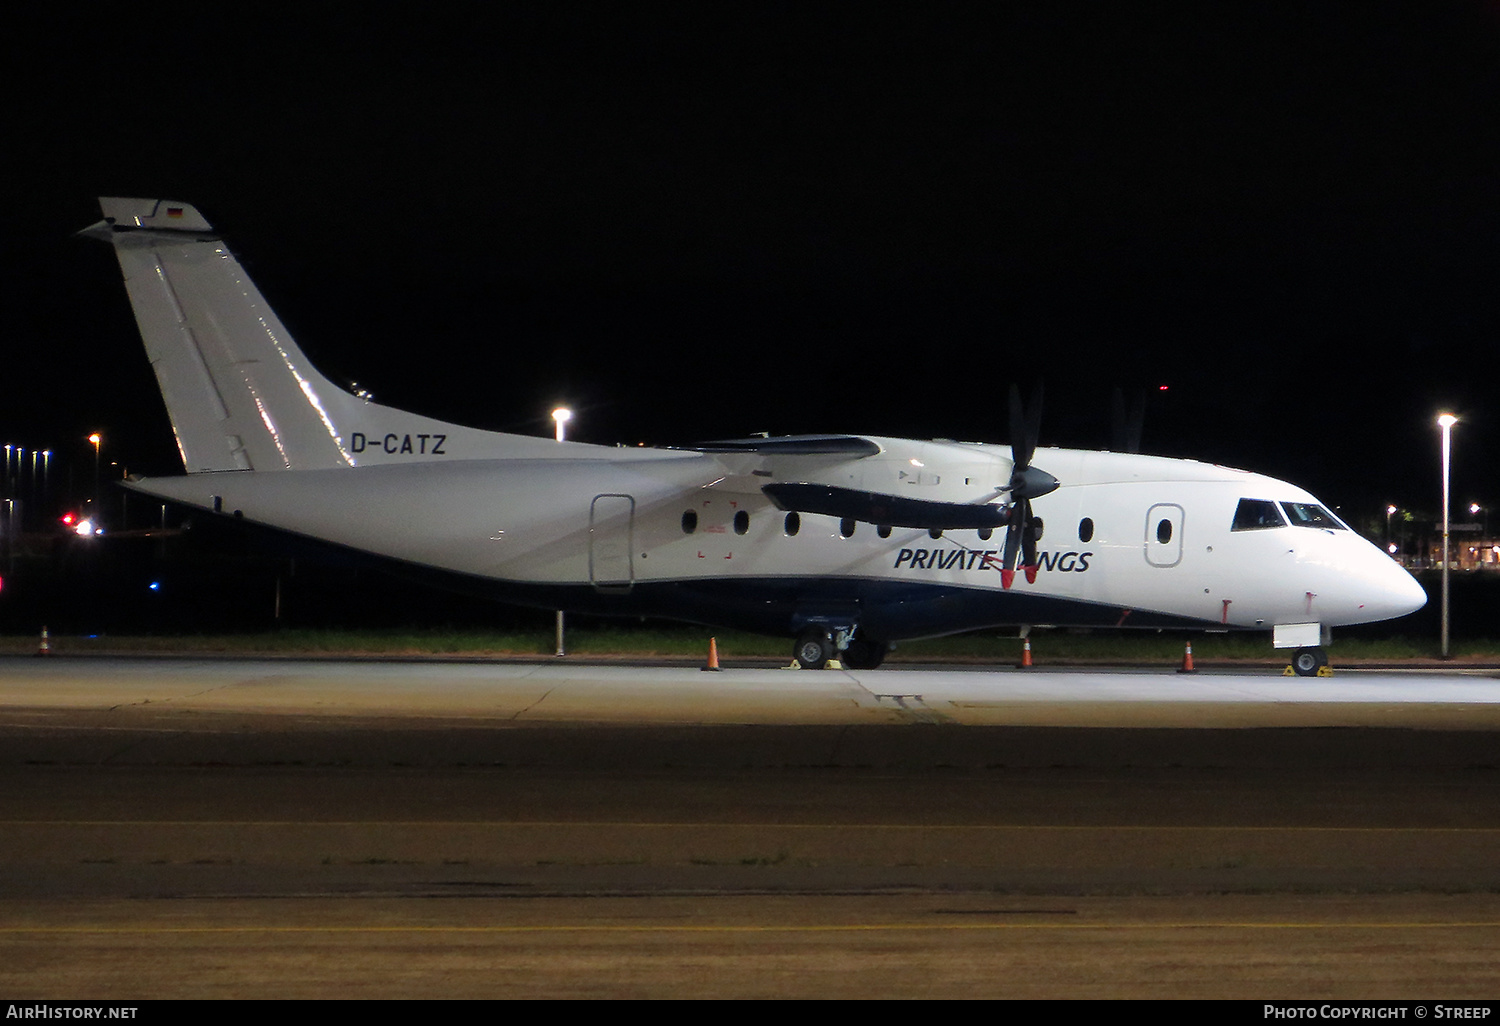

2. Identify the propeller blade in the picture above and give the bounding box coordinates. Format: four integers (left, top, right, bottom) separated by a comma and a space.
1022, 511, 1040, 584
1023, 382, 1044, 462
1000, 498, 1026, 590
1110, 387, 1144, 454
1007, 384, 1029, 470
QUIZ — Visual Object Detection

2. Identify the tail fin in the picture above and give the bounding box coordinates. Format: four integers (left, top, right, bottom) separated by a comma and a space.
83, 198, 559, 472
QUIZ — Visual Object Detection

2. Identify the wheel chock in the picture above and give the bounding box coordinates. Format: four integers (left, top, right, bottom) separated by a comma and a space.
1316, 665, 1334, 677
1282, 665, 1295, 676
827, 659, 843, 670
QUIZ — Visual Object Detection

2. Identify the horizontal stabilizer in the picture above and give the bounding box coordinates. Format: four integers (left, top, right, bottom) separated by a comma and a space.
762, 482, 1008, 530
85, 198, 216, 236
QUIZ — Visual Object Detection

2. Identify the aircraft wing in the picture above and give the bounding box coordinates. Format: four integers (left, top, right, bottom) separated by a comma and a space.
677, 435, 883, 456
761, 482, 1008, 530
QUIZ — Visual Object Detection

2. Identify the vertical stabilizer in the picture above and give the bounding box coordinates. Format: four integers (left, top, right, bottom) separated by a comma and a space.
84, 198, 357, 471
83, 198, 581, 473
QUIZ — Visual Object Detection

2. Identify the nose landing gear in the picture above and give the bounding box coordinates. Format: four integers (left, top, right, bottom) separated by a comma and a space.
1290, 647, 1330, 677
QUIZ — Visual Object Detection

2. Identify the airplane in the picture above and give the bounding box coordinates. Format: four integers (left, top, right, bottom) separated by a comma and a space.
80, 197, 1426, 675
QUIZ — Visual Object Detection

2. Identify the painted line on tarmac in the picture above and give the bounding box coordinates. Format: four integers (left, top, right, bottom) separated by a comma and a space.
7, 820, 1500, 832
7, 921, 1500, 934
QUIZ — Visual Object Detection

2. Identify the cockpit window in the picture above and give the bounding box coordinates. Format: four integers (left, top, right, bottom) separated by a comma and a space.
1280, 502, 1347, 530
1231, 498, 1285, 531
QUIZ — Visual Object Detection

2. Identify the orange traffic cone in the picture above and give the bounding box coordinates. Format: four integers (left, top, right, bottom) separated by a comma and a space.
1018, 638, 1033, 668
1177, 641, 1195, 673
36, 626, 52, 657
702, 636, 721, 672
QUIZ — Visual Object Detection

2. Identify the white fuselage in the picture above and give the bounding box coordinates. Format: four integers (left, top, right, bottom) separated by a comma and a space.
132, 441, 1426, 640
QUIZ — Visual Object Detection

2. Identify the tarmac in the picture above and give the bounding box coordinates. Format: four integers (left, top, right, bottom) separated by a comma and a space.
3, 655, 1499, 998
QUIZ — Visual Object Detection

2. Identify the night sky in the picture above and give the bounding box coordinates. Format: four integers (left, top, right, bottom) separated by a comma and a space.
5, 4, 1497, 527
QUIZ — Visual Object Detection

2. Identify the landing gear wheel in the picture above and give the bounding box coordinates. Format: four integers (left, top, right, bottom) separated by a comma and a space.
1292, 647, 1328, 677
794, 629, 835, 669
842, 637, 889, 670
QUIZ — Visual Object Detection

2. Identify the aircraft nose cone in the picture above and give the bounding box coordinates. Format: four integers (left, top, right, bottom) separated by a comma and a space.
1368, 558, 1427, 621
1391, 564, 1429, 617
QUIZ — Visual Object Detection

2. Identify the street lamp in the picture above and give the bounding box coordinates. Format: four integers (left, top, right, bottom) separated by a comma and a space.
1385, 504, 1397, 556
551, 407, 572, 656
1437, 413, 1458, 659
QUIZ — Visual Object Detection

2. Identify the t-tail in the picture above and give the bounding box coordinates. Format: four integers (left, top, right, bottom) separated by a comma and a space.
81, 197, 583, 472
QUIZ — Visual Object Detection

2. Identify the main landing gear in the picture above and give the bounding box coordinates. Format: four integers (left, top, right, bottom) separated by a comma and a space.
792, 627, 889, 670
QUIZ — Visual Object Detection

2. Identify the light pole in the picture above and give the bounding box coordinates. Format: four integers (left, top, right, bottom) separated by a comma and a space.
1385, 504, 1397, 556
1437, 413, 1458, 659
552, 407, 572, 657
2, 498, 13, 574
88, 433, 102, 518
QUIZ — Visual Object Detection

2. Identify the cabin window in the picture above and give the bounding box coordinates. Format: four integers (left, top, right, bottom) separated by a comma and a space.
681, 510, 698, 534
1280, 502, 1347, 530
978, 527, 993, 541
840, 518, 857, 538
784, 512, 801, 536
733, 510, 750, 535
1156, 518, 1173, 545
1231, 498, 1284, 531
1078, 517, 1094, 543
929, 528, 943, 540
877, 524, 892, 539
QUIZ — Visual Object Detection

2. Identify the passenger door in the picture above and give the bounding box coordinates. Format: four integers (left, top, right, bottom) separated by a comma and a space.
589, 494, 635, 592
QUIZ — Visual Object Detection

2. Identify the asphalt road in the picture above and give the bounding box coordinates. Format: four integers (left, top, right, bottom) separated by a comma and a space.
3, 656, 1499, 998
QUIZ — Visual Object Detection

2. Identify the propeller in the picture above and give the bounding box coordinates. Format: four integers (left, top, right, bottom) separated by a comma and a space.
1110, 387, 1145, 454
1000, 384, 1059, 589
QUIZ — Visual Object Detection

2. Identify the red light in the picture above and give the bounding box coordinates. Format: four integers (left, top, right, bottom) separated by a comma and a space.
1158, 385, 1169, 391
61, 513, 75, 525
